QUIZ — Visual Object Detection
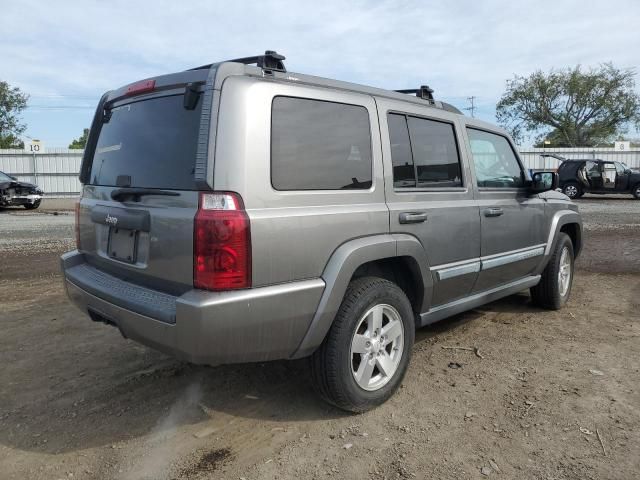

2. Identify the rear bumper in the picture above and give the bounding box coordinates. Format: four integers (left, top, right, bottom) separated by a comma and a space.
61, 251, 325, 365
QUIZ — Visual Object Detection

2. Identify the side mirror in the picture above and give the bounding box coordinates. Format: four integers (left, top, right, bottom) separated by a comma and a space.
530, 171, 558, 193
9, 175, 17, 181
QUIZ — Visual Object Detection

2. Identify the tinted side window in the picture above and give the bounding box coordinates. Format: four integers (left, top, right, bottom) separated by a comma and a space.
467, 128, 524, 188
387, 113, 415, 188
407, 117, 462, 187
271, 97, 372, 190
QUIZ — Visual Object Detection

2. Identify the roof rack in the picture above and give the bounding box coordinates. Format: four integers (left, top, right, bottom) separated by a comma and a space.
191, 50, 286, 72
229, 50, 286, 72
395, 85, 435, 103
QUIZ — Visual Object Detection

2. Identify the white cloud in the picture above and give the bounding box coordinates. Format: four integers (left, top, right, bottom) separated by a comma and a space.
2, 0, 639, 145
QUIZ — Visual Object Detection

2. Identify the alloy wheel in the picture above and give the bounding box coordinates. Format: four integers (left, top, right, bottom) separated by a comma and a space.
558, 246, 572, 297
350, 304, 405, 391
564, 185, 578, 198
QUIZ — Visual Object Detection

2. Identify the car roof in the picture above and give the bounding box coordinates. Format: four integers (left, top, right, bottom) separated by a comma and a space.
194, 51, 466, 116
562, 159, 606, 162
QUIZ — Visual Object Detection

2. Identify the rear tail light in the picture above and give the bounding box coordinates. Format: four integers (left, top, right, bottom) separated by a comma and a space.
194, 192, 251, 291
74, 198, 81, 249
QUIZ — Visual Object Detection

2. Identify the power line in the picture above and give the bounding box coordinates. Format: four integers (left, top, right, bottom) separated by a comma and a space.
30, 95, 97, 99
26, 105, 95, 110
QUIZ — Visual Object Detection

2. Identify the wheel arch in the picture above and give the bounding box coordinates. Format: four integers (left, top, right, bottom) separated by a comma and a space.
534, 210, 583, 275
290, 234, 432, 359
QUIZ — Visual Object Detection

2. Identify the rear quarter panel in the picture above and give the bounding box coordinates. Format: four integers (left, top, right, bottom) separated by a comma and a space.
213, 76, 389, 287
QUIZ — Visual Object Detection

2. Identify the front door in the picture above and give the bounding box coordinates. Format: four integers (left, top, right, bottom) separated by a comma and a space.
378, 100, 480, 309
463, 127, 546, 293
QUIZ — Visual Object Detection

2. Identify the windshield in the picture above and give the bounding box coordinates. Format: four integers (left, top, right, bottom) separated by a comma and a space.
89, 94, 203, 190
0, 172, 14, 182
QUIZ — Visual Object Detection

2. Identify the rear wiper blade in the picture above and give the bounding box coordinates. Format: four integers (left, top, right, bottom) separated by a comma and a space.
111, 187, 180, 202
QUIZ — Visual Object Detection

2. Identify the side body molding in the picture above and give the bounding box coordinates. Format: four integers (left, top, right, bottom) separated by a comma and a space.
534, 210, 583, 275
291, 234, 432, 359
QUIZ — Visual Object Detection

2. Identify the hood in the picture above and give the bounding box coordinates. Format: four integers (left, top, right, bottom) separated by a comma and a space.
0, 179, 43, 192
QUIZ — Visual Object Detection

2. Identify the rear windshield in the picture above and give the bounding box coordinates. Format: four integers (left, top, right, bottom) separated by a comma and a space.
89, 94, 202, 190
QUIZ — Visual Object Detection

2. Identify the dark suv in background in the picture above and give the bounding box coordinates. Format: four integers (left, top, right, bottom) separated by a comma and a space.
558, 159, 640, 199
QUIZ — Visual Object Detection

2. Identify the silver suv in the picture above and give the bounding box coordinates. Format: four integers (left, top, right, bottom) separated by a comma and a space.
62, 51, 582, 412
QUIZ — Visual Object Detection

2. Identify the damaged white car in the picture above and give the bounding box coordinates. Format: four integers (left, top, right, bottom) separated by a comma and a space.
0, 171, 44, 210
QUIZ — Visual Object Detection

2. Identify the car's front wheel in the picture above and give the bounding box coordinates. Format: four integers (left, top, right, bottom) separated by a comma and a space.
562, 182, 582, 199
310, 276, 415, 412
23, 200, 41, 210
632, 183, 640, 199
530, 233, 574, 310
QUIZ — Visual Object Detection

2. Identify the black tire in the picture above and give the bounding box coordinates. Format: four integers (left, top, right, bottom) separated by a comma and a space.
562, 182, 582, 199
310, 276, 415, 413
530, 233, 574, 310
632, 183, 640, 199
24, 200, 41, 210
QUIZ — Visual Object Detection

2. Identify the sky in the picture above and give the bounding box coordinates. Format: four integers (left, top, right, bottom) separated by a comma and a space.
2, 0, 640, 147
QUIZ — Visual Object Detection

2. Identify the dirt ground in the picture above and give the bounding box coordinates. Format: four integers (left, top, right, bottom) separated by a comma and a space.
0, 196, 639, 480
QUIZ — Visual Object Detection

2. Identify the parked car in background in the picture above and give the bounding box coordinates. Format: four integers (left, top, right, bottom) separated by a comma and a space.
61, 51, 583, 412
558, 159, 640, 199
0, 171, 44, 209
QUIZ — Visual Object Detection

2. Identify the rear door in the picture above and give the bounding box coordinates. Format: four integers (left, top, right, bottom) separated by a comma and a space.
463, 127, 546, 293
78, 80, 209, 294
614, 162, 630, 191
602, 162, 618, 190
377, 99, 480, 308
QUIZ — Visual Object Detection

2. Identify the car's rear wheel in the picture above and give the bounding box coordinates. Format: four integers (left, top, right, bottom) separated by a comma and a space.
24, 200, 41, 210
530, 232, 574, 310
562, 182, 582, 199
632, 184, 640, 199
310, 276, 415, 412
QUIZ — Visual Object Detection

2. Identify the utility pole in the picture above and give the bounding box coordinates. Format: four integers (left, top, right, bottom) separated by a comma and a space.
464, 96, 476, 118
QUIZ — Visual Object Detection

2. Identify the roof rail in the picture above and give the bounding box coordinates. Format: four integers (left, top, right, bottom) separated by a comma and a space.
190, 50, 286, 72
395, 85, 435, 103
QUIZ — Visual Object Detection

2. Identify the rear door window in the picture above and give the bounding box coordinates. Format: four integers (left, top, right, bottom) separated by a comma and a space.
407, 117, 462, 187
387, 113, 462, 188
89, 94, 202, 190
271, 96, 372, 190
387, 113, 416, 188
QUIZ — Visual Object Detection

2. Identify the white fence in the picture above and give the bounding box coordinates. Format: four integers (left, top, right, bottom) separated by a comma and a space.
2, 147, 640, 197
0, 148, 82, 197
519, 147, 640, 170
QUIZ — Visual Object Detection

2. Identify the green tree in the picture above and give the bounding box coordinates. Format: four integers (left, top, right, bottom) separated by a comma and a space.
69, 128, 89, 149
496, 64, 640, 147
0, 81, 29, 149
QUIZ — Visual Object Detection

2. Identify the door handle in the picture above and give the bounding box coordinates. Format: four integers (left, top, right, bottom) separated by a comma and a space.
483, 207, 504, 217
399, 212, 428, 224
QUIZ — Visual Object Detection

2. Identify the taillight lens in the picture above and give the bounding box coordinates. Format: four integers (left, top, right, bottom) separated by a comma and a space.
194, 192, 251, 291
74, 198, 81, 249
125, 79, 155, 96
